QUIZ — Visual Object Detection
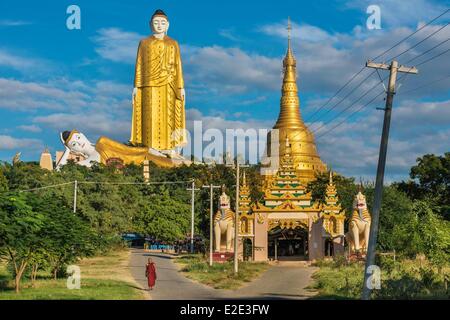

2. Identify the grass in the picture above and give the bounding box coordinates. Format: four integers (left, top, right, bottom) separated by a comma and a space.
174, 254, 268, 290
0, 249, 147, 300
308, 256, 450, 299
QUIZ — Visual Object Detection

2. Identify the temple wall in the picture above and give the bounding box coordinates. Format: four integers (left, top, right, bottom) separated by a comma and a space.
308, 219, 325, 260
333, 236, 345, 256
253, 213, 268, 261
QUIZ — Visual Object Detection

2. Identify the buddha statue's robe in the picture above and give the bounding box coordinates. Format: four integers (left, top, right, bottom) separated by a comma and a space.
95, 136, 175, 167
130, 35, 186, 150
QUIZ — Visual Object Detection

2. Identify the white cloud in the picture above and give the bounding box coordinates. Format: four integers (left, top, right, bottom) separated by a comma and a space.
0, 78, 89, 111
0, 135, 42, 150
182, 45, 280, 94
218, 28, 241, 42
92, 28, 143, 63
0, 49, 50, 73
33, 113, 130, 141
0, 20, 32, 27
258, 20, 336, 43
17, 124, 42, 133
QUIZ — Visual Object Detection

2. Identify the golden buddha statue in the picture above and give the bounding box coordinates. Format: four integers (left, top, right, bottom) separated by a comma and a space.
130, 9, 186, 152
56, 129, 181, 169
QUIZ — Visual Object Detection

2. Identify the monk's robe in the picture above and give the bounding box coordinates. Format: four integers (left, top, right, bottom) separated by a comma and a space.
130, 35, 186, 150
95, 136, 175, 167
145, 262, 157, 288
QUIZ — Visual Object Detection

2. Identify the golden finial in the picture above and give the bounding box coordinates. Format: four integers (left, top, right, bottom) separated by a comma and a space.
242, 171, 247, 186
329, 170, 333, 185
287, 16, 292, 47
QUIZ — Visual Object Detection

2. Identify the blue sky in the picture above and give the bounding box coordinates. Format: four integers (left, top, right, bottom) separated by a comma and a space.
0, 0, 449, 181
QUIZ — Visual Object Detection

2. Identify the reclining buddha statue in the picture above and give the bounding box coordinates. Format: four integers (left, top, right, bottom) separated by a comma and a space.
55, 129, 187, 169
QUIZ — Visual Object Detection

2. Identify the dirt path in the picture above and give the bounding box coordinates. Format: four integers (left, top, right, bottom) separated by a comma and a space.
129, 249, 317, 300
79, 248, 151, 300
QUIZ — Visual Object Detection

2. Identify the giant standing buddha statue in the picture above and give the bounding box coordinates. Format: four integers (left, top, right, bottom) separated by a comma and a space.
267, 18, 326, 183
130, 9, 187, 153
55, 9, 188, 169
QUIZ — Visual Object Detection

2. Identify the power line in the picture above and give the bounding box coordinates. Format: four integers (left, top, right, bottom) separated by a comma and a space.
305, 9, 450, 122
371, 8, 450, 61
387, 23, 449, 61
397, 44, 450, 89
0, 179, 195, 195
305, 66, 367, 122
308, 70, 376, 124
78, 180, 194, 185
314, 38, 450, 140
315, 91, 386, 140
0, 181, 75, 195
313, 33, 450, 135
305, 8, 449, 126
310, 74, 386, 134
416, 46, 450, 66
399, 74, 450, 95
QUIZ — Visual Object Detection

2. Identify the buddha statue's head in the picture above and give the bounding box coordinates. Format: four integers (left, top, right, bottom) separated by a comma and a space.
61, 129, 93, 155
150, 9, 169, 36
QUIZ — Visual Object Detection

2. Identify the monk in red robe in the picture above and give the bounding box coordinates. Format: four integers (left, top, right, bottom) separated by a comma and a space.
145, 258, 157, 290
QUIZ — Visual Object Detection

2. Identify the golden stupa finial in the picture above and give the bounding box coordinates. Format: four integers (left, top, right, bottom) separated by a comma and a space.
242, 171, 247, 186
287, 17, 292, 47
329, 169, 333, 185
284, 17, 295, 65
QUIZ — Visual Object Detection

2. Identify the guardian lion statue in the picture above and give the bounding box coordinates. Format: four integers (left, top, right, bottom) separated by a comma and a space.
345, 191, 371, 257
214, 190, 235, 252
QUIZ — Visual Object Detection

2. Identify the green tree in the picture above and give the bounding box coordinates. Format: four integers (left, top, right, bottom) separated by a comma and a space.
29, 194, 98, 279
0, 166, 8, 192
396, 152, 450, 220
395, 200, 450, 266
364, 186, 414, 252
0, 193, 45, 292
134, 192, 190, 242
307, 171, 357, 216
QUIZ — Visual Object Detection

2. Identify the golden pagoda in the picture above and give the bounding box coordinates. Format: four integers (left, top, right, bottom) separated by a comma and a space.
237, 20, 346, 262
266, 18, 326, 183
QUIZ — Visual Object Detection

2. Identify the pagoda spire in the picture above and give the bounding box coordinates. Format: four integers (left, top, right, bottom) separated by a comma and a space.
266, 17, 327, 181
274, 17, 304, 129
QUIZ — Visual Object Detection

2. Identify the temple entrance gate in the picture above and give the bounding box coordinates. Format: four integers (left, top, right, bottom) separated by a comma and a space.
268, 225, 308, 261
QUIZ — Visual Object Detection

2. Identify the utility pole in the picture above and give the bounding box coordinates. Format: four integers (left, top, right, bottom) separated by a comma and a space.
186, 180, 199, 253
73, 180, 78, 213
227, 159, 249, 274
234, 163, 240, 274
202, 184, 221, 266
362, 60, 418, 300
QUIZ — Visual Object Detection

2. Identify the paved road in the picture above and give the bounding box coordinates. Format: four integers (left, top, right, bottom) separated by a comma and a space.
129, 249, 317, 300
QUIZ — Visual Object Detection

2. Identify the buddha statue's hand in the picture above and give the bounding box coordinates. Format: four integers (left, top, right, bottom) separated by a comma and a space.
180, 88, 185, 101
